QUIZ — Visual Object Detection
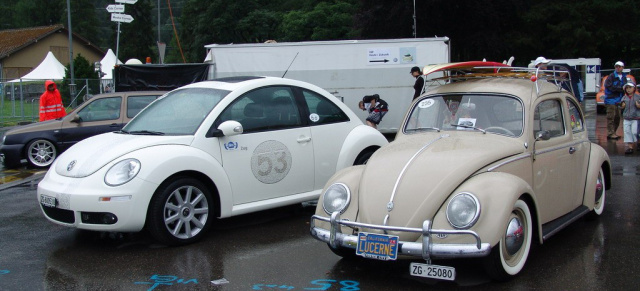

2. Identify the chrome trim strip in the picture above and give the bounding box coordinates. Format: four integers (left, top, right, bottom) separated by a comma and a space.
535, 140, 587, 155
487, 153, 531, 172
388, 134, 449, 210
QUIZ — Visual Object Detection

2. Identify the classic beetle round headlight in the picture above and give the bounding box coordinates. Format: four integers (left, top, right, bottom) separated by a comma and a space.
104, 159, 141, 186
446, 192, 480, 229
322, 183, 351, 214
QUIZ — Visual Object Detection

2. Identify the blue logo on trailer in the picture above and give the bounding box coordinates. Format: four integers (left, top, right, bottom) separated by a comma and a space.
587, 65, 600, 73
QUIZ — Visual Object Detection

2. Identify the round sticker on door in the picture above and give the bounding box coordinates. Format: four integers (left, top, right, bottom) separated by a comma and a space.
418, 99, 435, 108
309, 113, 320, 123
250, 140, 292, 184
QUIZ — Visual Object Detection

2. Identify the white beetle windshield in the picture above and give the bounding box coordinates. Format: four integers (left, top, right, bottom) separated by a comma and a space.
123, 88, 229, 135
404, 94, 524, 137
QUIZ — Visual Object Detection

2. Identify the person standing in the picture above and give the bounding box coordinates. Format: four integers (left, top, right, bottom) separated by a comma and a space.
620, 82, 640, 154
411, 66, 426, 100
604, 61, 627, 140
533, 56, 550, 70
39, 80, 66, 121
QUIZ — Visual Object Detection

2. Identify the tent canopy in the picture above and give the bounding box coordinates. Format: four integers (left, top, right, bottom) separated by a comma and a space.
100, 48, 122, 79
9, 51, 66, 82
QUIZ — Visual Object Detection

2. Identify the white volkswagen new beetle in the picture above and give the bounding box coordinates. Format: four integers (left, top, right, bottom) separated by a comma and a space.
37, 76, 388, 245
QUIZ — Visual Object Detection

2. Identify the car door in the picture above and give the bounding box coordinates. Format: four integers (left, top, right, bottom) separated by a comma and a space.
532, 97, 583, 223
565, 97, 590, 206
216, 86, 314, 205
56, 95, 124, 151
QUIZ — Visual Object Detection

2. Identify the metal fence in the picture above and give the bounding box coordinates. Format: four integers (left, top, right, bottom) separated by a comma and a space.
0, 78, 112, 127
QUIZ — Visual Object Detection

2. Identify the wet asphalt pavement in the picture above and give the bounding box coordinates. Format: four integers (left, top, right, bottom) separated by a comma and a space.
0, 99, 639, 290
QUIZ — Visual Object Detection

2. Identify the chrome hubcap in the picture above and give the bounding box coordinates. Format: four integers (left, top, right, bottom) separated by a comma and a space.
505, 217, 524, 256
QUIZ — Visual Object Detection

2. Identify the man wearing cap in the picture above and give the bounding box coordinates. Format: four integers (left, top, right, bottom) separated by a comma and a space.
411, 66, 426, 100
604, 61, 627, 140
533, 56, 550, 70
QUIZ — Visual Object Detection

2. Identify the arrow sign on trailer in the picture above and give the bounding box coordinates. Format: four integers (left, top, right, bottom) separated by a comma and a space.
106, 4, 125, 13
115, 0, 138, 4
111, 13, 134, 23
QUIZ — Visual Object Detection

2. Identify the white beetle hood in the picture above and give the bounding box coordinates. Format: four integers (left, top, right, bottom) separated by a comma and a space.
54, 132, 194, 178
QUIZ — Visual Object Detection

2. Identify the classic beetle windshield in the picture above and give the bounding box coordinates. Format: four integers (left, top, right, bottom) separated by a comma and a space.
123, 88, 229, 135
404, 94, 524, 137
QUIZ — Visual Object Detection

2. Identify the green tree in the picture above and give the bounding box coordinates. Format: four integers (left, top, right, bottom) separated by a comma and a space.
118, 0, 155, 62
62, 0, 100, 46
280, 1, 359, 41
60, 54, 97, 107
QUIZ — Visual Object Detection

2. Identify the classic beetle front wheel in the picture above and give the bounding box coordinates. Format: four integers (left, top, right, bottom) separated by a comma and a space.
147, 177, 214, 246
483, 199, 532, 281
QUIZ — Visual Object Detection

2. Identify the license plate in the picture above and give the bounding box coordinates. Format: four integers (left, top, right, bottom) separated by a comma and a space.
40, 195, 57, 208
410, 262, 456, 281
356, 232, 399, 261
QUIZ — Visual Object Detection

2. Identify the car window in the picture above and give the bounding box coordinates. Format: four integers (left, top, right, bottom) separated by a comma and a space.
302, 89, 349, 125
126, 95, 160, 118
566, 98, 584, 133
76, 96, 122, 122
216, 86, 301, 133
404, 94, 523, 137
534, 99, 565, 138
124, 88, 228, 135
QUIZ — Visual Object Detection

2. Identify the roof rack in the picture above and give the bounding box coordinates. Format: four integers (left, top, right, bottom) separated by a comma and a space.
424, 65, 574, 98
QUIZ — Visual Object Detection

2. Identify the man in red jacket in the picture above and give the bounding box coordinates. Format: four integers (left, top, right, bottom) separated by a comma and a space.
39, 80, 66, 121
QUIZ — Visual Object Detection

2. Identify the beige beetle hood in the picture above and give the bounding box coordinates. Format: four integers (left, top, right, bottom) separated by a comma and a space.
357, 132, 523, 239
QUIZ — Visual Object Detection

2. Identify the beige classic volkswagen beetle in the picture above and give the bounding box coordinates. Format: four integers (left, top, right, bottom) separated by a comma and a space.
310, 62, 611, 281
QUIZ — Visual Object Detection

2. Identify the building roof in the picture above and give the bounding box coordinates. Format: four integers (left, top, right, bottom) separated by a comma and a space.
0, 24, 103, 60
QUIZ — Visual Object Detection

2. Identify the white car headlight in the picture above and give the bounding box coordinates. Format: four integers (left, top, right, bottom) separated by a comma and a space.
104, 159, 141, 186
322, 183, 351, 214
446, 192, 480, 229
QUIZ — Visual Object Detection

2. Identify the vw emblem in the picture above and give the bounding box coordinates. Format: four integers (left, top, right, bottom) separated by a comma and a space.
67, 160, 77, 171
387, 201, 394, 212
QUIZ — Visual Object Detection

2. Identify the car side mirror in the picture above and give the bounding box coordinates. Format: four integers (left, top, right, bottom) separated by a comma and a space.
535, 130, 551, 141
207, 120, 243, 138
70, 115, 82, 123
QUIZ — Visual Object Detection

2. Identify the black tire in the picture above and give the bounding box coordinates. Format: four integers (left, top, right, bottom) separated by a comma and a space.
483, 199, 532, 281
587, 168, 606, 220
354, 150, 375, 165
26, 139, 57, 168
147, 177, 214, 246
328, 244, 359, 259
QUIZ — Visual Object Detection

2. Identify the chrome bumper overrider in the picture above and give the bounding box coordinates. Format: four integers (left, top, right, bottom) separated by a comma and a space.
310, 212, 491, 261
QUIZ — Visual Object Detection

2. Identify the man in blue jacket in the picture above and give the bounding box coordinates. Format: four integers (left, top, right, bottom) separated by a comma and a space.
604, 61, 628, 140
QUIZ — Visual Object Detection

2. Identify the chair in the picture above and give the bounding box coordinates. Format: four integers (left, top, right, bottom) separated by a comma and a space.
241, 103, 264, 132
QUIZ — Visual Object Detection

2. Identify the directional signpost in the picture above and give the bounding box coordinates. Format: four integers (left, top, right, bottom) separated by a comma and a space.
108, 1, 137, 61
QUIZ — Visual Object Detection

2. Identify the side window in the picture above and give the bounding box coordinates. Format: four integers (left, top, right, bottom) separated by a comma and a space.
127, 95, 159, 118
566, 98, 584, 133
77, 96, 122, 122
533, 99, 565, 138
302, 89, 349, 125
216, 86, 300, 133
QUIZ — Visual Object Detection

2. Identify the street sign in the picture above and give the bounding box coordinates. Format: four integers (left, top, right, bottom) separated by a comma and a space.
106, 4, 125, 13
111, 13, 134, 23
115, 0, 138, 4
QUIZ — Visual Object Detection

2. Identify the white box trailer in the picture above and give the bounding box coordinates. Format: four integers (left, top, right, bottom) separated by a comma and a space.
204, 38, 450, 133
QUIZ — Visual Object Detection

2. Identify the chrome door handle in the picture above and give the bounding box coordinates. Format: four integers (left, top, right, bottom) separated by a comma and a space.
297, 136, 312, 143
569, 147, 576, 154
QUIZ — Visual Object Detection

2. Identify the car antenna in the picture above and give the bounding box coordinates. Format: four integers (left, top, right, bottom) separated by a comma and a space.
282, 52, 299, 78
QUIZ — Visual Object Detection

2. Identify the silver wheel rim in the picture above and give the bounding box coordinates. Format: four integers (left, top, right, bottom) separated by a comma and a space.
27, 140, 56, 167
594, 169, 605, 214
163, 185, 209, 239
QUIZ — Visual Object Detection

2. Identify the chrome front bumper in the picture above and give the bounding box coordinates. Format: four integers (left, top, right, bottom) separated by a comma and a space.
310, 212, 491, 261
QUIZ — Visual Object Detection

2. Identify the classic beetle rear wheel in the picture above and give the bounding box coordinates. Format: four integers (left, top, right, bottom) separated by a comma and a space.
588, 168, 606, 218
147, 177, 214, 246
483, 199, 532, 281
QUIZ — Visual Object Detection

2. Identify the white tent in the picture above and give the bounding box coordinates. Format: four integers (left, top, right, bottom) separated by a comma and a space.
9, 51, 66, 82
99, 48, 122, 79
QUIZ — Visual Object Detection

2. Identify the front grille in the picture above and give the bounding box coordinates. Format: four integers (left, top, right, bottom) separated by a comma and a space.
42, 206, 75, 224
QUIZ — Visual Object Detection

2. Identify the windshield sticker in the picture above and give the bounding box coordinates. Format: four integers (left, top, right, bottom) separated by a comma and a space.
309, 113, 320, 123
457, 118, 477, 130
223, 142, 238, 150
418, 99, 435, 108
251, 140, 292, 184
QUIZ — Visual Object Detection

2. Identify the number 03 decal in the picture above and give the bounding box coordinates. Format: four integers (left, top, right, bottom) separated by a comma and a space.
250, 140, 292, 184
